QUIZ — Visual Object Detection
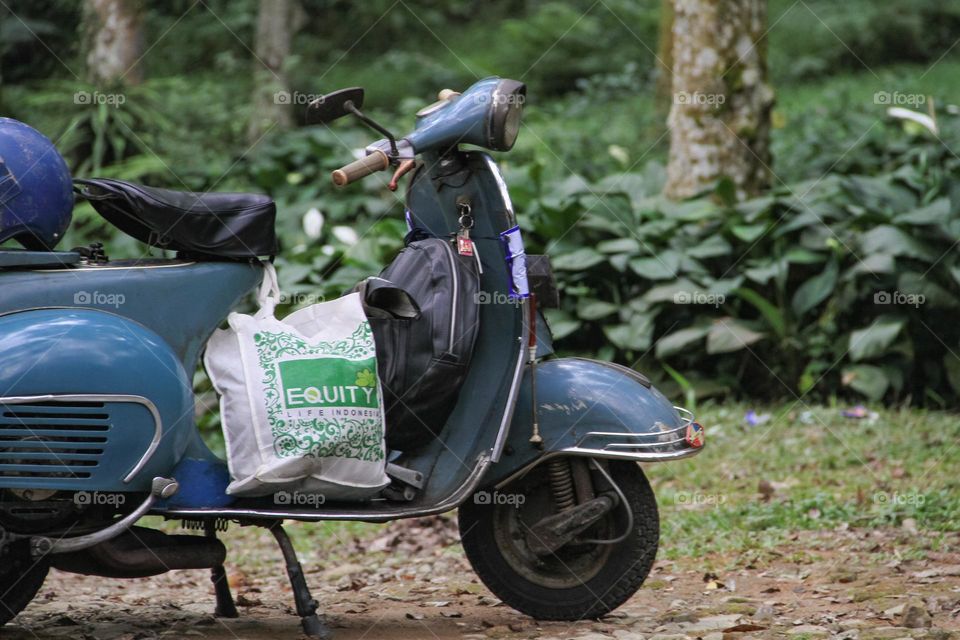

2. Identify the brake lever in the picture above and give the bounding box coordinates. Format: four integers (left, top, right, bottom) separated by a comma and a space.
388, 159, 416, 191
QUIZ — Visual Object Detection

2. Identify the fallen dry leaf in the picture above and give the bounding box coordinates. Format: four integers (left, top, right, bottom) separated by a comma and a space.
723, 623, 769, 633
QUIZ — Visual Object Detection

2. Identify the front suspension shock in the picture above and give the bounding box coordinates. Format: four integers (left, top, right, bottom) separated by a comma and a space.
547, 458, 577, 512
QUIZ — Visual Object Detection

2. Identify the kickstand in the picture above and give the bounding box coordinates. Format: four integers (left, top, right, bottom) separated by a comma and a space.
269, 523, 331, 638
205, 522, 238, 619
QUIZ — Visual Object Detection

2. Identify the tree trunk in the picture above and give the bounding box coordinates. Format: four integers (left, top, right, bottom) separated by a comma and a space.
664, 0, 774, 200
655, 0, 674, 109
248, 0, 305, 143
84, 0, 145, 86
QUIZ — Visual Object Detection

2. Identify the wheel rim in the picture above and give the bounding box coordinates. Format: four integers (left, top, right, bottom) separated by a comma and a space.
491, 464, 616, 590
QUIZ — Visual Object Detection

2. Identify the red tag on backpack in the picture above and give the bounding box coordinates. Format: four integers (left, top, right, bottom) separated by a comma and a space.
457, 234, 474, 257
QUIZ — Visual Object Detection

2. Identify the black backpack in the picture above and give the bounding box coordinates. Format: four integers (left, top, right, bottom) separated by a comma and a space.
371, 236, 481, 451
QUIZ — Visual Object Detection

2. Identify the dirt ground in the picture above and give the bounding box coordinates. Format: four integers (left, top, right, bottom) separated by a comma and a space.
6, 519, 960, 640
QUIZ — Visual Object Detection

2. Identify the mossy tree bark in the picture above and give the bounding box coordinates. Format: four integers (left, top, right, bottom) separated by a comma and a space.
248, 0, 305, 143
83, 0, 145, 86
664, 0, 774, 200
655, 0, 675, 110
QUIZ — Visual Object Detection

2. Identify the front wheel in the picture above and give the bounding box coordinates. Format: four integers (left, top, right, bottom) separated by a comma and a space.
0, 542, 49, 626
458, 459, 659, 621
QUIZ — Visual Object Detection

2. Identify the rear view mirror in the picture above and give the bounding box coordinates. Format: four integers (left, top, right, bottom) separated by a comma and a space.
306, 87, 364, 124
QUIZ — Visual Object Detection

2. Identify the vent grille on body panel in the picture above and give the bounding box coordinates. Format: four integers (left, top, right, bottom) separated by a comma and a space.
0, 401, 111, 480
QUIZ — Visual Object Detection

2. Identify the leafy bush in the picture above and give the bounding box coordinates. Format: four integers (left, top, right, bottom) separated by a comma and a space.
517, 114, 960, 406
8, 0, 960, 413
0, 1, 80, 84
769, 0, 960, 82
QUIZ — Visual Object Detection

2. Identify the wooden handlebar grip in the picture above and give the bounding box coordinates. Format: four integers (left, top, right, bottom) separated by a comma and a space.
331, 150, 390, 187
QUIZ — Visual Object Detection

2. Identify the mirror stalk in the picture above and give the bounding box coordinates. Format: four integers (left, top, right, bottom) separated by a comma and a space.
344, 101, 399, 158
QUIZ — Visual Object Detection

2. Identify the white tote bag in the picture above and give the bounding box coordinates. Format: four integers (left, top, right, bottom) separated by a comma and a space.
204, 263, 389, 499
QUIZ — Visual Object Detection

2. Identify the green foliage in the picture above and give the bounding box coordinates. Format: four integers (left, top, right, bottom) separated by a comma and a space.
6, 0, 960, 412
769, 0, 960, 82
0, 1, 80, 84
516, 110, 960, 405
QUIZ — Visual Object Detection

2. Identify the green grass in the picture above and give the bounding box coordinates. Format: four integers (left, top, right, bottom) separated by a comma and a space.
776, 58, 960, 117
176, 403, 959, 574
646, 403, 960, 561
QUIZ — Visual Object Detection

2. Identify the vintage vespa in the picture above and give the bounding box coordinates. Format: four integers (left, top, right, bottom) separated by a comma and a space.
0, 78, 704, 636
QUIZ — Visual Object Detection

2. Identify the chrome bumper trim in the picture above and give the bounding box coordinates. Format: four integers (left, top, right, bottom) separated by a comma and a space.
0, 393, 163, 484
494, 406, 704, 489
493, 445, 702, 490
31, 477, 178, 556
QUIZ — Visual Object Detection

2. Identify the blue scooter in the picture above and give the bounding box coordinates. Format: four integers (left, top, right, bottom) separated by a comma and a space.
0, 78, 704, 636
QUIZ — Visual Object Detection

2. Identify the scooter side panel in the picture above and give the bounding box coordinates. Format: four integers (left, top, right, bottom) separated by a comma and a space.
0, 260, 262, 373
396, 152, 526, 503
485, 358, 696, 487
0, 309, 194, 492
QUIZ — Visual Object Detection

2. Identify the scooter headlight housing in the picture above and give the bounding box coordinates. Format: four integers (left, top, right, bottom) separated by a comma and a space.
406, 77, 527, 154
486, 79, 526, 151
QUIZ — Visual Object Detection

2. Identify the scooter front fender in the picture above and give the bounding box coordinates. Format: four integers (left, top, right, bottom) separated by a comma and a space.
486, 357, 704, 488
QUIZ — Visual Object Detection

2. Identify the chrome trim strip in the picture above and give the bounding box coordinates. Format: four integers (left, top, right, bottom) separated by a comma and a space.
0, 394, 163, 484
33, 477, 178, 555
481, 154, 516, 225
491, 302, 529, 463
575, 426, 692, 446
162, 454, 493, 523
487, 87, 502, 148
560, 446, 702, 462
27, 261, 200, 274
603, 440, 688, 449
478, 152, 526, 463
35, 492, 158, 555
571, 407, 698, 451
493, 405, 703, 488
494, 445, 703, 490
68, 261, 198, 272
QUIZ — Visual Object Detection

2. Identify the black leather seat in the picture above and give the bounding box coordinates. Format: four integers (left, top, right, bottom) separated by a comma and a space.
75, 178, 278, 258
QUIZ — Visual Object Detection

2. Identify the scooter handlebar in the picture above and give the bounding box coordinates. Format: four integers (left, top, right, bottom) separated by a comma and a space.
331, 150, 390, 187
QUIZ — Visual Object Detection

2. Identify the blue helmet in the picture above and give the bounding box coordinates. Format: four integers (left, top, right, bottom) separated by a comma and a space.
0, 118, 73, 250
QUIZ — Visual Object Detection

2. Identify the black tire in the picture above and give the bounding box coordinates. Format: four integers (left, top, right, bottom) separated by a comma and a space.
458, 459, 659, 621
0, 543, 49, 627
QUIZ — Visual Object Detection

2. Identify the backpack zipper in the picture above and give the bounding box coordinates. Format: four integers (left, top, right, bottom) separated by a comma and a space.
441, 239, 459, 354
